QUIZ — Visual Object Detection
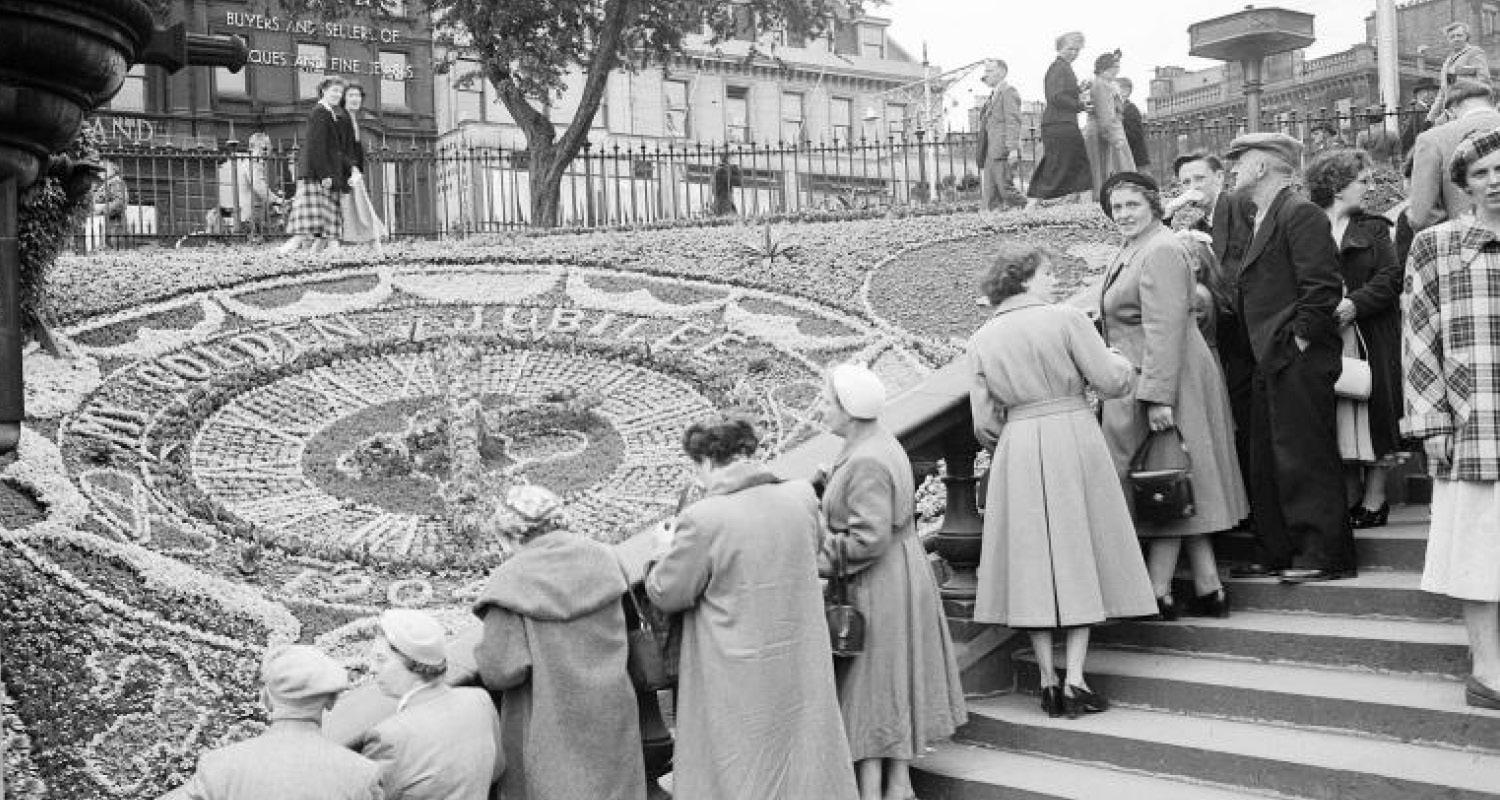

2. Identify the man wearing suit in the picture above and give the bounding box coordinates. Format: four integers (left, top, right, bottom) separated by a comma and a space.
1222, 133, 1354, 582
173, 645, 384, 800
358, 609, 503, 800
1410, 79, 1500, 233
976, 58, 1024, 211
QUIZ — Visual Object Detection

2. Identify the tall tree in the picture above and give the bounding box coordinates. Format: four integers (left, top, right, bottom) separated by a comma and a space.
426, 0, 869, 227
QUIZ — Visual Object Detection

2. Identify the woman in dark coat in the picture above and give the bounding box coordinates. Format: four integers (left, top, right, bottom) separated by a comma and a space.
1026, 31, 1095, 210
1305, 149, 1404, 528
280, 76, 350, 254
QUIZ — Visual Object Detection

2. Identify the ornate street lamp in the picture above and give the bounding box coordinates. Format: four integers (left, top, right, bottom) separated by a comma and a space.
0, 0, 247, 454
1188, 5, 1315, 133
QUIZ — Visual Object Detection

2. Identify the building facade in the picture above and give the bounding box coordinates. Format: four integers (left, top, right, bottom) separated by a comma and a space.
430, 13, 939, 225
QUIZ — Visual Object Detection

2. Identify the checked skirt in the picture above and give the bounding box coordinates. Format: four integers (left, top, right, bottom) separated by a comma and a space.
286, 179, 342, 238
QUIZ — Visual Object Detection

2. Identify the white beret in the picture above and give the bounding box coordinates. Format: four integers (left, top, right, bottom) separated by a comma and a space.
379, 609, 448, 668
828, 362, 887, 420
260, 644, 349, 701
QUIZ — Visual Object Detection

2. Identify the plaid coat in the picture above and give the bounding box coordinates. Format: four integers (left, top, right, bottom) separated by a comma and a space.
1402, 217, 1500, 479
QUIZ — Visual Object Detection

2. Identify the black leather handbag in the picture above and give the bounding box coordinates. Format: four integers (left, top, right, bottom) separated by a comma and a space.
1129, 428, 1197, 523
826, 536, 865, 658
618, 559, 678, 691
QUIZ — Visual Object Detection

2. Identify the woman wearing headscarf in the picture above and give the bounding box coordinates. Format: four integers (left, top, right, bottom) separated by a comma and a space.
1402, 128, 1500, 710
280, 76, 350, 254
815, 364, 966, 800
1097, 172, 1248, 621
647, 417, 857, 800
1083, 50, 1136, 198
1428, 21, 1492, 125
967, 242, 1157, 717
1026, 31, 1095, 211
1304, 149, 1404, 530
472, 485, 645, 800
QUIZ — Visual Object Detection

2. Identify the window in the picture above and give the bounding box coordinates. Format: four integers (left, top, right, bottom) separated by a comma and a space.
778, 26, 806, 49
664, 79, 689, 138
781, 92, 805, 143
859, 25, 885, 59
108, 64, 147, 111
295, 43, 328, 100
216, 62, 247, 97
593, 97, 607, 129
453, 61, 485, 123
832, 21, 859, 56
726, 86, 750, 143
885, 103, 907, 138
379, 51, 409, 108
831, 96, 853, 142
1335, 98, 1353, 131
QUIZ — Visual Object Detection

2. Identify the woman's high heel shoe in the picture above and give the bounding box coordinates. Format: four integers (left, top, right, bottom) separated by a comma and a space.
1039, 685, 1064, 718
1155, 594, 1179, 621
1191, 588, 1231, 618
1351, 502, 1390, 529
1061, 683, 1108, 718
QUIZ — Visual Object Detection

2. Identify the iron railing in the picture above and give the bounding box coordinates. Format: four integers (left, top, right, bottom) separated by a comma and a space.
72, 104, 1436, 248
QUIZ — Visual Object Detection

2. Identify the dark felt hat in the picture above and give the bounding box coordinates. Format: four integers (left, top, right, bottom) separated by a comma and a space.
1098, 171, 1159, 218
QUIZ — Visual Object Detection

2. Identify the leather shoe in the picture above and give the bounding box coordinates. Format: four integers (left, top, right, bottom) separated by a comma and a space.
1063, 683, 1109, 716
1278, 568, 1353, 583
1039, 685, 1064, 718
1466, 676, 1500, 710
1155, 594, 1179, 621
1189, 588, 1231, 618
1230, 563, 1281, 578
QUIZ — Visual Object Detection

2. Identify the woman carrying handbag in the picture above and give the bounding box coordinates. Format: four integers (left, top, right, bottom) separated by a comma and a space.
1098, 172, 1248, 621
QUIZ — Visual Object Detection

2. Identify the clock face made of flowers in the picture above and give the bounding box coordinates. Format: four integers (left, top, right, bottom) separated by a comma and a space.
51, 263, 927, 619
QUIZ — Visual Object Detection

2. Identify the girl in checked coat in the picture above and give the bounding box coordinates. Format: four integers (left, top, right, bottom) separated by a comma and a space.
967, 242, 1157, 718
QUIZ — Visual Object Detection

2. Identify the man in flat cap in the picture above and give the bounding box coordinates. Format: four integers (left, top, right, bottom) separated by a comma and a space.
171, 645, 384, 800
1409, 79, 1500, 233
1223, 132, 1355, 583
356, 609, 503, 800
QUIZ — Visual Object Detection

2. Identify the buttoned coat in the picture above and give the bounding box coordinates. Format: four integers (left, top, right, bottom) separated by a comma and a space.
647, 463, 858, 800
357, 686, 502, 800
1408, 107, 1500, 232
1337, 213, 1404, 459
967, 296, 1157, 627
295, 103, 350, 191
175, 725, 384, 800
817, 430, 967, 761
1403, 218, 1500, 480
1232, 187, 1344, 365
1083, 78, 1135, 194
977, 83, 1024, 164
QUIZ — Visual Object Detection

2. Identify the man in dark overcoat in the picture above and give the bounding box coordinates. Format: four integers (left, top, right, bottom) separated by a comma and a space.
1222, 133, 1355, 582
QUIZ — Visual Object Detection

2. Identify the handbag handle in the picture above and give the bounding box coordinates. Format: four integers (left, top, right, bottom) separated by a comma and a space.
614, 553, 653, 634
830, 535, 850, 606
1129, 427, 1192, 473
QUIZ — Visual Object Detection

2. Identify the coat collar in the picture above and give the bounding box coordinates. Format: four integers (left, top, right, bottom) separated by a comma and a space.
1455, 217, 1500, 266
702, 460, 783, 497
1239, 186, 1293, 268
994, 293, 1047, 315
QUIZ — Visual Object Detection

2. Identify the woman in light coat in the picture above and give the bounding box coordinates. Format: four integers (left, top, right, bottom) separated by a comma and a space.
967, 242, 1157, 718
1097, 172, 1248, 620
647, 418, 858, 800
816, 364, 967, 800
1083, 50, 1136, 199
473, 485, 645, 800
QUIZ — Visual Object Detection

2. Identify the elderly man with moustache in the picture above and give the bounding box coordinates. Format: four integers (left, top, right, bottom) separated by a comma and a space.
356, 609, 504, 800
1221, 132, 1355, 583
168, 645, 384, 800
976, 57, 1025, 211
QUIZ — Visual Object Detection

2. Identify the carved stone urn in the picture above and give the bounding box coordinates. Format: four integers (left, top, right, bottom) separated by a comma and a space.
0, 0, 246, 453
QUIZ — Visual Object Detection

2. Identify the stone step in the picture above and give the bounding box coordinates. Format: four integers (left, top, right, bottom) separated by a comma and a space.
911, 741, 1287, 800
955, 694, 1500, 800
1091, 611, 1470, 676
1212, 522, 1429, 573
1175, 570, 1462, 621
1013, 649, 1500, 752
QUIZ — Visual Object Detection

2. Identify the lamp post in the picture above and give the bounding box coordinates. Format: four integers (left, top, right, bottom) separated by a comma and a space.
1188, 6, 1316, 132
0, 0, 247, 454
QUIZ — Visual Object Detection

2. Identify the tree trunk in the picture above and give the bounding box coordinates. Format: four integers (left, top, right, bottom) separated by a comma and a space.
525, 137, 563, 227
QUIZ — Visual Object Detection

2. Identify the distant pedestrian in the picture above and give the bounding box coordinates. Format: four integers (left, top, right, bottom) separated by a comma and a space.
337, 84, 387, 254
1354, 110, 1403, 167
1400, 77, 1439, 153
280, 76, 349, 255
976, 57, 1024, 211
1409, 79, 1500, 233
86, 160, 128, 252
1307, 121, 1346, 157
1118, 77, 1150, 168
1428, 21, 1491, 125
711, 151, 741, 216
1082, 49, 1136, 198
1026, 32, 1094, 210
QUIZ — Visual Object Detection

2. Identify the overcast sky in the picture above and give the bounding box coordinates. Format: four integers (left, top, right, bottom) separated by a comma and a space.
882, 0, 1374, 128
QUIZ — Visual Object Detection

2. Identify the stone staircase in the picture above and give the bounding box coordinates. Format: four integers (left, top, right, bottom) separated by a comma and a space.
913, 504, 1500, 799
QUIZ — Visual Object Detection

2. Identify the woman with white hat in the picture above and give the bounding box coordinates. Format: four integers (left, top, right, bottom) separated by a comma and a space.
816, 363, 967, 800
966, 242, 1157, 719
472, 484, 646, 800
358, 608, 503, 800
